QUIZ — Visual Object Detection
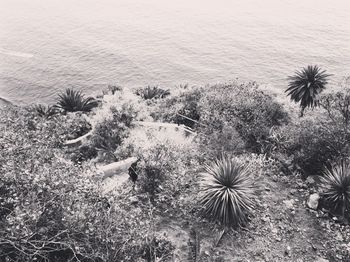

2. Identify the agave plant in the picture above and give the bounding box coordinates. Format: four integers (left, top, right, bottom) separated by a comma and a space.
136, 86, 170, 100
34, 104, 59, 119
286, 65, 331, 116
56, 88, 98, 112
200, 156, 255, 227
319, 160, 350, 217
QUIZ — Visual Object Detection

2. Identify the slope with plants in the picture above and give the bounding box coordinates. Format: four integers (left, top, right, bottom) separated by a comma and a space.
1, 73, 350, 261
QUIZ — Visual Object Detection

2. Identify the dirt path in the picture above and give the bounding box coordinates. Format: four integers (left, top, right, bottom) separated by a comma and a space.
157, 172, 348, 261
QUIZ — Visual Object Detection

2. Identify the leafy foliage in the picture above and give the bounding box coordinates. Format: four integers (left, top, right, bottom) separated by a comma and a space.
0, 107, 167, 262
33, 104, 59, 119
283, 117, 349, 176
156, 87, 202, 129
320, 82, 350, 127
200, 156, 256, 227
136, 86, 170, 100
319, 160, 350, 217
199, 82, 289, 153
90, 104, 136, 162
57, 88, 98, 112
286, 65, 331, 115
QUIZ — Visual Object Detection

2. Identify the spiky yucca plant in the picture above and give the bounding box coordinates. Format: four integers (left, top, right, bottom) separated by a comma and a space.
57, 88, 98, 112
319, 160, 350, 217
286, 65, 331, 116
34, 104, 58, 119
136, 86, 170, 100
200, 157, 255, 227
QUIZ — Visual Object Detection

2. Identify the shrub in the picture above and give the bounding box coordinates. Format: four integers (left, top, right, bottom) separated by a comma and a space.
199, 156, 256, 227
199, 82, 289, 153
319, 160, 350, 217
70, 145, 98, 164
320, 83, 350, 128
57, 88, 98, 112
136, 86, 170, 100
33, 104, 59, 119
90, 104, 136, 162
152, 87, 202, 129
286, 65, 331, 116
283, 84, 350, 176
0, 107, 161, 262
283, 117, 349, 176
141, 235, 175, 261
136, 144, 181, 202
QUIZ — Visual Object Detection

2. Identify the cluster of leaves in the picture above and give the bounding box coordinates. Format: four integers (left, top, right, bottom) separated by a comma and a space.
0, 107, 175, 261
135, 143, 186, 203
152, 86, 202, 129
198, 82, 289, 154
319, 159, 350, 218
57, 88, 99, 113
33, 104, 59, 119
136, 86, 170, 100
286, 65, 330, 116
90, 104, 137, 163
281, 83, 350, 177
199, 156, 256, 227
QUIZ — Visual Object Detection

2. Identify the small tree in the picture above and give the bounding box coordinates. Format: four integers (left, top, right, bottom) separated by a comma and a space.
286, 65, 331, 116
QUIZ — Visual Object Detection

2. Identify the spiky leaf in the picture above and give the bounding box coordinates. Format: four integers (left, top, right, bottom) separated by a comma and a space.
200, 157, 256, 227
286, 65, 331, 110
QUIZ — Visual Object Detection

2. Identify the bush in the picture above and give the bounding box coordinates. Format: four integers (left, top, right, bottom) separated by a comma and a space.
198, 82, 289, 153
90, 104, 137, 162
199, 156, 256, 227
282, 83, 350, 176
136, 144, 182, 202
319, 159, 350, 217
136, 86, 170, 100
0, 107, 165, 262
284, 117, 349, 176
57, 88, 98, 113
152, 87, 202, 129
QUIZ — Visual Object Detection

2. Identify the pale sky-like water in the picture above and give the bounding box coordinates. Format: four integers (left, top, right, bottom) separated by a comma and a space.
0, 0, 349, 104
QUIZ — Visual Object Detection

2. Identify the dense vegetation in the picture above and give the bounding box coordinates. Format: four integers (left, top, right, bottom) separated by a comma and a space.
1, 71, 350, 261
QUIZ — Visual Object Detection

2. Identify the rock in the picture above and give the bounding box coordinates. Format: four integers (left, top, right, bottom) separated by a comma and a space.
314, 258, 329, 262
305, 176, 316, 186
306, 193, 320, 210
129, 196, 139, 205
285, 246, 291, 256
283, 199, 295, 210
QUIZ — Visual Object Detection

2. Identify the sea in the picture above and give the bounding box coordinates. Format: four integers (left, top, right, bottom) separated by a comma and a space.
0, 0, 349, 105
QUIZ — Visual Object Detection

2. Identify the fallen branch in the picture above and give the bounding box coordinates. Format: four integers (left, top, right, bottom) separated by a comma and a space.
63, 131, 93, 147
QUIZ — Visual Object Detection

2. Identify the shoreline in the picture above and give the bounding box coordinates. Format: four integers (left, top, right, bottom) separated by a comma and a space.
0, 97, 13, 107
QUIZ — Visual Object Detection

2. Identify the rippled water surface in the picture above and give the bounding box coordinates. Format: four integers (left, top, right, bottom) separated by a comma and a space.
0, 0, 349, 104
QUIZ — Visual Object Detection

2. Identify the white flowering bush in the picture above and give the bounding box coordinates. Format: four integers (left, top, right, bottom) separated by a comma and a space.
0, 107, 170, 261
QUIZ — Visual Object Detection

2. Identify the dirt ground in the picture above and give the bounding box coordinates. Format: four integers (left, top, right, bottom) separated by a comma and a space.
156, 171, 349, 262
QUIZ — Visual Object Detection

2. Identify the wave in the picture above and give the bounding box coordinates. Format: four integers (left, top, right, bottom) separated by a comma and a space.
0, 48, 34, 58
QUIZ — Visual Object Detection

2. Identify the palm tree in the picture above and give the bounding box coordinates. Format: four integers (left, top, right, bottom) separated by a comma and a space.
286, 65, 331, 116
56, 88, 98, 112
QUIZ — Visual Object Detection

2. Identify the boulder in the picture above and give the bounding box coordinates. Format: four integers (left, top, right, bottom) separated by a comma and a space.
307, 193, 320, 210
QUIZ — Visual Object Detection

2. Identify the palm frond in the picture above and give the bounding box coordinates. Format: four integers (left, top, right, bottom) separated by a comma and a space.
136, 86, 170, 100
200, 156, 256, 227
286, 65, 331, 110
56, 88, 98, 112
34, 104, 59, 119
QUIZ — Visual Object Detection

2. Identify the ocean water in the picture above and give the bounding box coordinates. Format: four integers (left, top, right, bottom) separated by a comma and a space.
0, 0, 349, 105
